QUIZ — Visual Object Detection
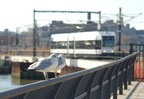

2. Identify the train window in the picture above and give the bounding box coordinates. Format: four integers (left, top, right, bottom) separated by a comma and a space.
51, 40, 102, 49
76, 41, 85, 49
86, 41, 96, 49
102, 36, 115, 47
51, 41, 67, 49
76, 40, 101, 49
51, 42, 56, 49
59, 42, 67, 49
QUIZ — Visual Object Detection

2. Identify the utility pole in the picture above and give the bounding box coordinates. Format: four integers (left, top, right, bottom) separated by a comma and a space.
118, 8, 122, 51
99, 11, 101, 25
16, 27, 19, 50
33, 10, 36, 57
98, 11, 101, 30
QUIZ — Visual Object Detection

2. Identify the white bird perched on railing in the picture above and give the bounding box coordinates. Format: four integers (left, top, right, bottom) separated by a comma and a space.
54, 54, 66, 77
27, 54, 58, 80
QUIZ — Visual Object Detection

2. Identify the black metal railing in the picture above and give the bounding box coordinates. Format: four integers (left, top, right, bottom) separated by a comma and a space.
0, 52, 138, 99
129, 43, 144, 54
129, 43, 144, 81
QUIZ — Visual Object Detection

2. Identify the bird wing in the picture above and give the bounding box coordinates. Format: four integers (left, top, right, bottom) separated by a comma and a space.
58, 58, 63, 66
28, 58, 53, 70
35, 58, 52, 70
28, 62, 39, 70
55, 58, 66, 70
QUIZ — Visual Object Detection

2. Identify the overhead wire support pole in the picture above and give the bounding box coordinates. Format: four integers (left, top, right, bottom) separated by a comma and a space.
33, 10, 101, 56
99, 11, 101, 31
33, 9, 36, 57
99, 11, 101, 25
118, 8, 122, 52
34, 10, 101, 25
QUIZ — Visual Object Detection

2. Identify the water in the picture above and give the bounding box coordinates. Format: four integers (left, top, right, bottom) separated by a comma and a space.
0, 74, 41, 92
0, 75, 20, 92
121, 45, 130, 51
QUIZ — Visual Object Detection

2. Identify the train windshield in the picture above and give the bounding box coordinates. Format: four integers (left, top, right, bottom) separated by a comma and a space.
102, 36, 115, 47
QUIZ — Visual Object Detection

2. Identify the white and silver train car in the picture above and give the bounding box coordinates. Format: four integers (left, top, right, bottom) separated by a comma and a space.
50, 31, 116, 55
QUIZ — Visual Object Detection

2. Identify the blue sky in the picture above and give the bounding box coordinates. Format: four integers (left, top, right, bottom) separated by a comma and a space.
1, 0, 144, 31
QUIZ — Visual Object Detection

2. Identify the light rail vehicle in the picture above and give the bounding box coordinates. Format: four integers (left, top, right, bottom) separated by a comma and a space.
50, 31, 116, 56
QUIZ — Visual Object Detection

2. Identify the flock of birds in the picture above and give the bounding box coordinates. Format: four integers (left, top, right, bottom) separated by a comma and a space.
27, 54, 66, 80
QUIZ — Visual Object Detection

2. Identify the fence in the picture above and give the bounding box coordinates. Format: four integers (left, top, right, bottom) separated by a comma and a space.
129, 43, 144, 81
0, 52, 138, 99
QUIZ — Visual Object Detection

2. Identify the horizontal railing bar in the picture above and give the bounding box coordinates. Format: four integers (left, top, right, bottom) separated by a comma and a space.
123, 68, 126, 72
118, 71, 121, 76
111, 75, 116, 80
91, 85, 100, 93
102, 80, 109, 86
75, 92, 88, 99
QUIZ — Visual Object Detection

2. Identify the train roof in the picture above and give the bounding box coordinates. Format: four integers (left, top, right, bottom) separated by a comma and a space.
51, 31, 115, 41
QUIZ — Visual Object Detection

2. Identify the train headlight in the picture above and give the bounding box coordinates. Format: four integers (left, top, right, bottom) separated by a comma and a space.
103, 50, 106, 52
111, 50, 114, 53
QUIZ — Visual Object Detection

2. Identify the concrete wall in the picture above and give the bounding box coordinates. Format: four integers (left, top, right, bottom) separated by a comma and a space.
1, 55, 111, 69
66, 59, 110, 69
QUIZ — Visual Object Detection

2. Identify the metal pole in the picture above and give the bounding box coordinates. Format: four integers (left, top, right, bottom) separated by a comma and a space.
73, 32, 76, 57
16, 28, 19, 51
67, 33, 69, 56
99, 11, 101, 25
118, 8, 122, 51
1, 40, 3, 54
129, 43, 133, 54
33, 9, 36, 57
87, 12, 91, 22
97, 11, 101, 31
7, 31, 9, 54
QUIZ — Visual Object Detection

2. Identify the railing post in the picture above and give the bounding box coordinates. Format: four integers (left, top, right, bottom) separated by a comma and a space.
128, 64, 132, 85
112, 79, 117, 99
119, 85, 123, 94
131, 56, 137, 81
129, 43, 133, 54
113, 92, 117, 99
124, 59, 130, 89
131, 63, 135, 81
124, 72, 128, 89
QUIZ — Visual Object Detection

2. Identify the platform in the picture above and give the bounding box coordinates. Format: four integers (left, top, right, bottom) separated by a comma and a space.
114, 81, 144, 99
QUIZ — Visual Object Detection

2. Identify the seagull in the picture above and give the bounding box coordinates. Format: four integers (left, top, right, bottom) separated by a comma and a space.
54, 54, 66, 77
27, 54, 58, 80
